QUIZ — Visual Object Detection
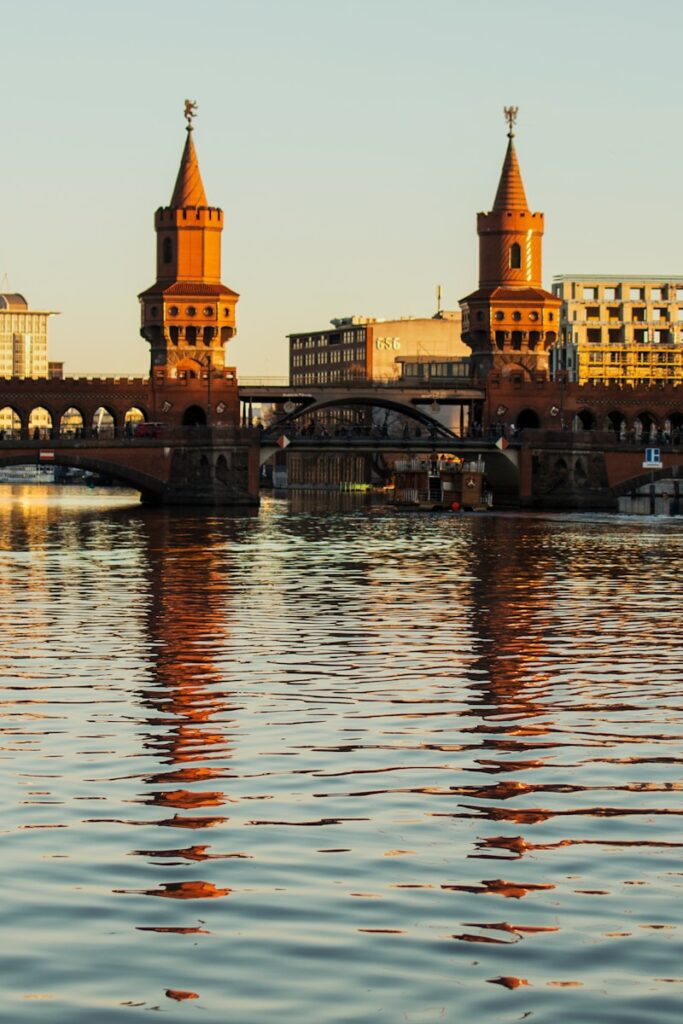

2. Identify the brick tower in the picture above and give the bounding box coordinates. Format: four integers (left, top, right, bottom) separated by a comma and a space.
460, 109, 560, 381
139, 101, 239, 379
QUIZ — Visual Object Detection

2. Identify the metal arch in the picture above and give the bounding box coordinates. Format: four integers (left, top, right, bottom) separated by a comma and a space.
263, 394, 458, 439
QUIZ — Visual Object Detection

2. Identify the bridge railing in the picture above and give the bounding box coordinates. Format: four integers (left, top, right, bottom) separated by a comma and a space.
0, 425, 260, 446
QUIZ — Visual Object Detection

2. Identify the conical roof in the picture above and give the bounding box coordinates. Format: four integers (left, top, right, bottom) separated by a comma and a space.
170, 129, 208, 208
492, 137, 528, 212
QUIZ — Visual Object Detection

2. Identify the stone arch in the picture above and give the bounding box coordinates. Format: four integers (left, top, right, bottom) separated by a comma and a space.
92, 406, 117, 439
665, 412, 683, 444
175, 357, 202, 380
576, 408, 596, 430
516, 408, 541, 430
60, 407, 85, 438
28, 406, 53, 440
574, 457, 588, 487
0, 406, 22, 439
182, 405, 207, 427
635, 410, 659, 441
124, 407, 147, 429
509, 242, 521, 269
607, 410, 626, 436
215, 453, 230, 483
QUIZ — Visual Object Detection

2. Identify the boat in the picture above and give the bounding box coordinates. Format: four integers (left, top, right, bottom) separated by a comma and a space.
391, 455, 490, 511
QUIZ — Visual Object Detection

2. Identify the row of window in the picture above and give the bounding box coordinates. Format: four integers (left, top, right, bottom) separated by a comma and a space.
588, 351, 681, 364
557, 284, 683, 302
292, 348, 365, 367
291, 330, 365, 349
0, 317, 49, 331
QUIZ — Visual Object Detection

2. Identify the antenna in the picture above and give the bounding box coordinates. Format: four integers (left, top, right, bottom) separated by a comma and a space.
436, 284, 442, 316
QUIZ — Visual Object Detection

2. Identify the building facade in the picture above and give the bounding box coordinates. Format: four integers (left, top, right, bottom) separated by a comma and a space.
289, 312, 467, 386
0, 293, 57, 378
460, 114, 561, 381
551, 274, 683, 386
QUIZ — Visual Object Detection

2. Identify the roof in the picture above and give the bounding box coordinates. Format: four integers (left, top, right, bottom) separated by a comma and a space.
491, 137, 528, 212
170, 129, 208, 208
553, 274, 683, 283
138, 281, 239, 300
460, 286, 557, 303
0, 293, 28, 310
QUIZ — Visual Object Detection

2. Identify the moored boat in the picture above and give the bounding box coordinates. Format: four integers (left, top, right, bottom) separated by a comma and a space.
391, 455, 490, 511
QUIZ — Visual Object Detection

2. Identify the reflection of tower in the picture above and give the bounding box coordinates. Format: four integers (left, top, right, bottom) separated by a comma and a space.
140, 514, 237, 774
460, 109, 561, 381
139, 102, 239, 379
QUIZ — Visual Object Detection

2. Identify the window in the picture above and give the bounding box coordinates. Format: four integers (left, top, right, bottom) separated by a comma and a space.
509, 243, 521, 269
163, 237, 173, 264
584, 286, 597, 301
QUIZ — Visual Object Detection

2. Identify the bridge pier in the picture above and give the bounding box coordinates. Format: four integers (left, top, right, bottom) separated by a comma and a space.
141, 437, 261, 506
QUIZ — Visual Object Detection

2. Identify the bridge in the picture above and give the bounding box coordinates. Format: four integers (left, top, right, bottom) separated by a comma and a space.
236, 377, 485, 436
0, 371, 260, 505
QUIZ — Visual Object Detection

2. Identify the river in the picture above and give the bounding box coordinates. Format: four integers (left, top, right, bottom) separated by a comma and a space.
1, 485, 682, 1023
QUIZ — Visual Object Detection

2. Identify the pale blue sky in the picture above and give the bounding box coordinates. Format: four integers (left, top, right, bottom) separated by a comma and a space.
1, 0, 682, 375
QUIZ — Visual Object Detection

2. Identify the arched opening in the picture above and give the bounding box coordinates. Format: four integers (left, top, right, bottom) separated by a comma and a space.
92, 407, 116, 439
516, 408, 540, 431
0, 407, 22, 439
607, 410, 626, 437
186, 325, 197, 344
124, 407, 146, 438
60, 407, 85, 438
511, 331, 523, 351
528, 331, 540, 350
176, 357, 202, 381
163, 237, 173, 264
28, 407, 53, 440
577, 409, 596, 430
215, 453, 230, 483
669, 412, 683, 443
495, 331, 505, 351
574, 457, 588, 486
637, 411, 658, 440
182, 405, 207, 427
509, 243, 521, 269
199, 453, 211, 482
203, 326, 215, 345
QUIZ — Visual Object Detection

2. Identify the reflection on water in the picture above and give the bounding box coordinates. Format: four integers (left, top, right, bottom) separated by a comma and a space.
1, 486, 683, 1022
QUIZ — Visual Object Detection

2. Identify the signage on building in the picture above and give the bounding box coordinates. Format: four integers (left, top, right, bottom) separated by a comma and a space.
643, 447, 662, 469
375, 337, 400, 351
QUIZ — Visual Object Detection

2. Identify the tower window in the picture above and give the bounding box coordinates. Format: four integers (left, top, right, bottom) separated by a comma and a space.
163, 237, 173, 264
510, 243, 521, 269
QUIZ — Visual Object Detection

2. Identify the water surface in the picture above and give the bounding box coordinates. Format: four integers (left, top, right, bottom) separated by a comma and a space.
1, 486, 682, 1022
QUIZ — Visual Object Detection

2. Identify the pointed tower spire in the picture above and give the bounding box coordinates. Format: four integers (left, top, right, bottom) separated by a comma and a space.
492, 139, 528, 212
170, 101, 208, 208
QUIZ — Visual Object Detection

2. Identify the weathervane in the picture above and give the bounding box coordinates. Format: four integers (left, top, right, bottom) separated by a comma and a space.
184, 99, 198, 131
503, 105, 518, 138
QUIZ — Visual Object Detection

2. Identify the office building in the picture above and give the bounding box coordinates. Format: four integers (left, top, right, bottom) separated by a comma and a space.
289, 312, 468, 386
551, 275, 683, 386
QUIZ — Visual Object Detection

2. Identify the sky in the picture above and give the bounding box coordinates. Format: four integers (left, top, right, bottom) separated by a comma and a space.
2, 0, 683, 377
